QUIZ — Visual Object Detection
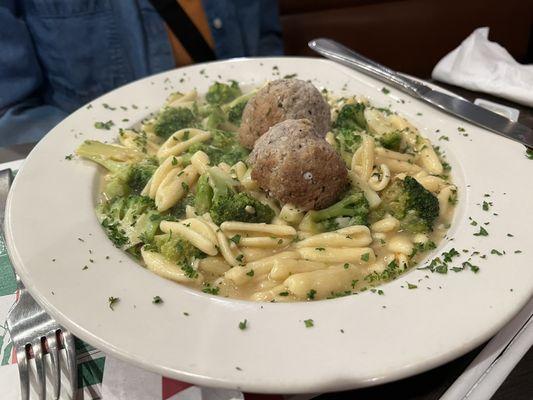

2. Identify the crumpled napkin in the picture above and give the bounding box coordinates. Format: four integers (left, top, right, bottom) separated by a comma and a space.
432, 27, 533, 107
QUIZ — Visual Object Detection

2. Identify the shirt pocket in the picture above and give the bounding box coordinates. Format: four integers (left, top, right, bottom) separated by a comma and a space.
23, 0, 131, 111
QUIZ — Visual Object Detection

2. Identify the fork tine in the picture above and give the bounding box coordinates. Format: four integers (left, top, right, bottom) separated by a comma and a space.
47, 331, 61, 399
16, 345, 30, 400
32, 338, 46, 400
61, 330, 78, 399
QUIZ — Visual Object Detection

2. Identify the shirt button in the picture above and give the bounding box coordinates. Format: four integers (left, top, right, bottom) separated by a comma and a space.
213, 18, 223, 29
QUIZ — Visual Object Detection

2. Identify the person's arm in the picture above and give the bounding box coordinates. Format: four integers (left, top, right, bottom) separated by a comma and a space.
0, 2, 67, 147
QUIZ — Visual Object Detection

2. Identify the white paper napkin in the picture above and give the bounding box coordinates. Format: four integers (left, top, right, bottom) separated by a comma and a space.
432, 27, 533, 107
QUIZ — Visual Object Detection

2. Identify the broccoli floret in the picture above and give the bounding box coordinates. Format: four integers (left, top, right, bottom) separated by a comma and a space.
183, 130, 249, 166
299, 191, 369, 233
153, 107, 197, 139
148, 233, 205, 278
76, 140, 157, 197
375, 176, 439, 233
206, 167, 274, 225
203, 106, 227, 130
169, 191, 196, 220
334, 103, 367, 131
96, 195, 160, 252
223, 90, 256, 126
379, 131, 402, 151
333, 128, 362, 165
194, 174, 213, 215
205, 81, 241, 105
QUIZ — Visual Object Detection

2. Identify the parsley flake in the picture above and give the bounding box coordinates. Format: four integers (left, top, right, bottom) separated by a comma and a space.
304, 319, 314, 328
108, 296, 119, 310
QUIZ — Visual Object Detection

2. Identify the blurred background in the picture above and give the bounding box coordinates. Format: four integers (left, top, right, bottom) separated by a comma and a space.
279, 0, 532, 77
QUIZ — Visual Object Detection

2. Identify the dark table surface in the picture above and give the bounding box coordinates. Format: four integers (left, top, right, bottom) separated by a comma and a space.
1, 81, 531, 400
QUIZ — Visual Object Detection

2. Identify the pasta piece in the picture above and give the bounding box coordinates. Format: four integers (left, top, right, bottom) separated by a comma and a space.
413, 233, 429, 244
375, 147, 415, 162
199, 257, 231, 275
239, 168, 259, 190
414, 171, 447, 193
351, 134, 375, 182
374, 155, 422, 174
239, 237, 292, 248
417, 146, 443, 175
157, 128, 211, 160
141, 248, 203, 283
166, 90, 198, 108
295, 225, 372, 248
149, 156, 182, 199
348, 172, 382, 209
364, 108, 396, 135
438, 185, 456, 218
220, 221, 296, 237
387, 235, 414, 255
251, 284, 293, 302
269, 259, 328, 281
118, 129, 160, 156
368, 163, 391, 191
231, 161, 247, 181
297, 247, 375, 263
271, 216, 289, 225
185, 205, 197, 219
239, 247, 281, 263
284, 265, 361, 299
371, 215, 400, 233
190, 151, 210, 174
160, 219, 218, 254
200, 214, 243, 267
224, 251, 299, 285
325, 131, 336, 146
155, 164, 198, 211
279, 203, 305, 225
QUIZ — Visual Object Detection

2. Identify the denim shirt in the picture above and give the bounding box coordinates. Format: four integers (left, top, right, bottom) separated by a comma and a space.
0, 0, 282, 146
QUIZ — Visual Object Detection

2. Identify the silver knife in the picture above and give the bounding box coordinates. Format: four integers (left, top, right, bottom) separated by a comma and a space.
308, 38, 533, 148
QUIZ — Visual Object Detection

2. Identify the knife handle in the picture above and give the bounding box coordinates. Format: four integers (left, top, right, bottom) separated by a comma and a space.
309, 38, 427, 97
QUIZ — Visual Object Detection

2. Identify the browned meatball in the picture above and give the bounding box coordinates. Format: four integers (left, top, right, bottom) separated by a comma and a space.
238, 79, 331, 149
249, 119, 348, 211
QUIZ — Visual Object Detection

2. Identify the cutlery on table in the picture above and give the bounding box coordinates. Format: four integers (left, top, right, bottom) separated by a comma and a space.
308, 38, 533, 149
1, 169, 77, 399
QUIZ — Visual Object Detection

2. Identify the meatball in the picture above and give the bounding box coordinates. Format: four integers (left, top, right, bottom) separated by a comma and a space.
249, 119, 348, 211
238, 79, 331, 149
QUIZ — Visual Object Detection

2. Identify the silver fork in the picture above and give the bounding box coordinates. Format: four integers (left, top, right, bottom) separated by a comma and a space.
1, 169, 77, 399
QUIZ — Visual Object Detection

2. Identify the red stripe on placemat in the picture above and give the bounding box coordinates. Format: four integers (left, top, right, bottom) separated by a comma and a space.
162, 377, 193, 399
244, 394, 285, 400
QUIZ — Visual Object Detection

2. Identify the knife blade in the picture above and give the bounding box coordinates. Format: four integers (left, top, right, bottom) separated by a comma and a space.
308, 38, 533, 148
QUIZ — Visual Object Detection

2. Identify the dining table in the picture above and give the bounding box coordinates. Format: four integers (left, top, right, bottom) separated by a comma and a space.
0, 80, 531, 400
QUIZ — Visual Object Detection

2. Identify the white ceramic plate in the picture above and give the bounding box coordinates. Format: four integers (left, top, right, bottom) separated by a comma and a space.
5, 58, 533, 394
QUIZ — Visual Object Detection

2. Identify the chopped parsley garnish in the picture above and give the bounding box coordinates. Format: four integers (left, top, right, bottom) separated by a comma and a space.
463, 261, 479, 273
381, 87, 390, 94
282, 73, 297, 79
181, 182, 189, 191
361, 252, 370, 262
482, 201, 491, 211
515, 250, 522, 254
343, 263, 350, 269
65, 154, 74, 160
246, 269, 255, 277
491, 249, 503, 256
235, 254, 244, 264
473, 227, 489, 236
307, 289, 317, 300
94, 120, 114, 130
526, 149, 533, 160
442, 248, 460, 262
108, 296, 119, 310
278, 291, 289, 296
230, 234, 241, 244
406, 282, 418, 289
315, 247, 325, 251
239, 319, 247, 330
202, 286, 220, 295
458, 127, 465, 132
152, 296, 163, 304
439, 135, 449, 141
304, 319, 314, 328
183, 312, 190, 316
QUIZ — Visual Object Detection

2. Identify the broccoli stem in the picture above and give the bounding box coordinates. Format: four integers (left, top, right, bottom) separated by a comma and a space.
76, 140, 143, 172
195, 174, 213, 215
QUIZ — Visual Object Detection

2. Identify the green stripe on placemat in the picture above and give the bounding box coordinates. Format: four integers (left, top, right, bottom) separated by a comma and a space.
79, 357, 105, 388
0, 239, 17, 297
